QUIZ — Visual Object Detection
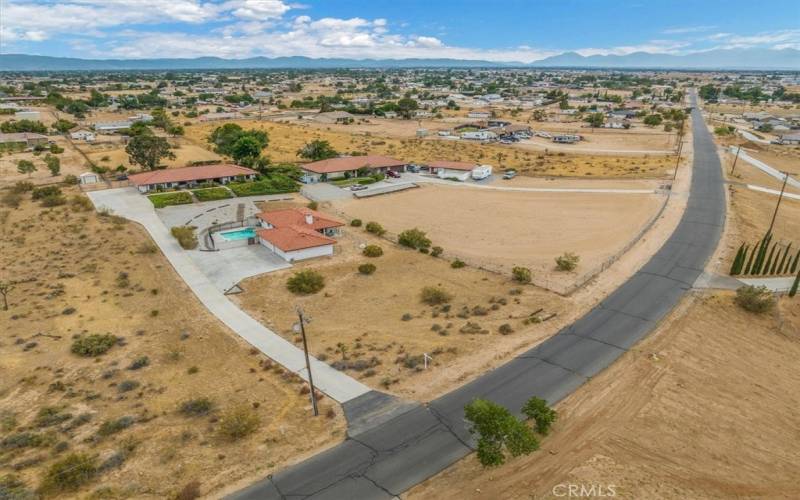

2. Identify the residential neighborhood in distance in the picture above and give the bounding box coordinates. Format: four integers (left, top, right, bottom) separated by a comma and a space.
1, 1, 799, 499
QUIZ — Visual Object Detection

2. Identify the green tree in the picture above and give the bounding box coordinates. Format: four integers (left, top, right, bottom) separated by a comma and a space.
396, 97, 419, 119
521, 397, 558, 435
52, 119, 77, 133
209, 123, 268, 156
297, 139, 338, 161
585, 112, 605, 128
231, 136, 263, 165
125, 135, 175, 171
643, 114, 663, 126
44, 153, 60, 176
464, 399, 539, 467
789, 269, 799, 298
398, 228, 431, 251
16, 159, 36, 177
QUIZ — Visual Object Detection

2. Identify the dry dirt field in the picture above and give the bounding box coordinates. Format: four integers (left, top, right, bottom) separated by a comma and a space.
184, 119, 674, 179
408, 292, 800, 500
332, 184, 665, 291
0, 137, 89, 187
82, 140, 222, 171
0, 189, 343, 499
233, 225, 570, 401
747, 146, 800, 176
706, 102, 800, 117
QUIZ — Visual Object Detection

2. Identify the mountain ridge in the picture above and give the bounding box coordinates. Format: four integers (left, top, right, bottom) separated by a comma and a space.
1, 48, 798, 71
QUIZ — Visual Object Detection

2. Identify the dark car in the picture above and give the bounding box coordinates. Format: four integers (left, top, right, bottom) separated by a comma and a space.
386, 170, 401, 178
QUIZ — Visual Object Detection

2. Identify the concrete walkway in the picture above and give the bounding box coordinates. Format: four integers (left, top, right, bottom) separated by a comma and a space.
746, 184, 800, 201
87, 187, 371, 403
737, 129, 772, 145
739, 277, 797, 292
730, 146, 800, 190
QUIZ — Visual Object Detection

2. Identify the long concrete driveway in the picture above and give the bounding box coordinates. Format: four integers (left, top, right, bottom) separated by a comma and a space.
730, 146, 800, 190
87, 188, 371, 403
229, 90, 726, 499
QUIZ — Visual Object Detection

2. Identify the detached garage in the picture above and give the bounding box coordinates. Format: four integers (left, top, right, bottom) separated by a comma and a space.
428, 160, 477, 181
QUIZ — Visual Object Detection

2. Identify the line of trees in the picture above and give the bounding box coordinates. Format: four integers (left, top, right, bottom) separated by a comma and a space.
730, 232, 800, 277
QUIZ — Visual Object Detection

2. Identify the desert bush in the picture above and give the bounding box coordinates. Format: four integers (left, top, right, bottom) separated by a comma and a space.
117, 380, 140, 393
171, 226, 198, 250
1, 191, 22, 208
286, 270, 325, 295
512, 266, 532, 284
420, 286, 452, 305
362, 245, 383, 257
398, 228, 431, 250
358, 263, 376, 275
127, 356, 150, 370
39, 194, 67, 207
63, 174, 79, 185
69, 195, 93, 212
555, 252, 580, 271
175, 481, 202, 500
11, 181, 34, 193
734, 285, 775, 313
451, 259, 466, 268
71, 334, 117, 357
430, 246, 443, 257
350, 219, 362, 227
218, 405, 260, 441
34, 406, 72, 428
365, 221, 386, 236
498, 324, 514, 335
521, 396, 557, 435
1, 432, 46, 450
39, 453, 97, 493
464, 399, 538, 467
31, 185, 61, 200
180, 398, 214, 417
97, 416, 134, 437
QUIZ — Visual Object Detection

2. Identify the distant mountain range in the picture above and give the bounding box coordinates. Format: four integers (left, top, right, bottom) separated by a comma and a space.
1, 48, 798, 71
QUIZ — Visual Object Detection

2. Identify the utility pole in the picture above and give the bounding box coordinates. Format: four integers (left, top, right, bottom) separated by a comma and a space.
672, 137, 683, 182
296, 308, 319, 416
767, 171, 789, 236
730, 145, 742, 175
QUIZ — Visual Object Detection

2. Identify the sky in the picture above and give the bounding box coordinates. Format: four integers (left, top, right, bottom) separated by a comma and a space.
1, 0, 799, 61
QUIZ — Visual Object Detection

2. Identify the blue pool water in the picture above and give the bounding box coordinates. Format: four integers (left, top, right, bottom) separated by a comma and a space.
219, 227, 256, 241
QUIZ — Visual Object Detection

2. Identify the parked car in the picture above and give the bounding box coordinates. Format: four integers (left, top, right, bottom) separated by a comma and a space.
407, 164, 421, 173
537, 132, 552, 139
350, 184, 368, 191
503, 170, 517, 180
385, 170, 400, 178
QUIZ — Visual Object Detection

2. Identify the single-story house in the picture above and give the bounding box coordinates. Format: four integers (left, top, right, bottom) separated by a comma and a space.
383, 111, 398, 119
94, 121, 133, 133
70, 129, 96, 142
468, 111, 491, 119
311, 111, 354, 124
300, 155, 406, 183
0, 132, 49, 148
461, 130, 497, 141
14, 111, 40, 121
256, 208, 344, 261
428, 160, 476, 181
128, 164, 257, 193
778, 133, 800, 145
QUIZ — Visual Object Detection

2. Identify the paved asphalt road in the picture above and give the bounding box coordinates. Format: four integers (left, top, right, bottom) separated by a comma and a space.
230, 92, 725, 500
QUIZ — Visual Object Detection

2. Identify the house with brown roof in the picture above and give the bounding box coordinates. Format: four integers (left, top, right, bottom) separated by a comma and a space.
426, 160, 478, 181
254, 208, 344, 261
128, 164, 257, 193
300, 155, 406, 183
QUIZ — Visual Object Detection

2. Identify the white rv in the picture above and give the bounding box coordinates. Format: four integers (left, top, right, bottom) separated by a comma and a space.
471, 165, 493, 180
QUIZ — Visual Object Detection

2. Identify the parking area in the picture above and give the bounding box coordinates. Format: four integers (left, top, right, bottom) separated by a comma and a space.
188, 245, 290, 293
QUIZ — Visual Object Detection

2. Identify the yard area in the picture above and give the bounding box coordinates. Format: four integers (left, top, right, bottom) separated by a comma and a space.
0, 137, 89, 187
0, 189, 344, 499
147, 190, 193, 208
233, 226, 570, 401
185, 119, 674, 179
83, 140, 222, 171
332, 184, 665, 292
191, 186, 233, 201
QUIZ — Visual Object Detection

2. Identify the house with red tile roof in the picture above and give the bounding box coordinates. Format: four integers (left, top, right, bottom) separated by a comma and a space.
128, 164, 257, 193
254, 208, 345, 261
300, 155, 406, 183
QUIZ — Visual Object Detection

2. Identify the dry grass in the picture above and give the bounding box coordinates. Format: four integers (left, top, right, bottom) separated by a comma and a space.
82, 140, 222, 171
0, 189, 344, 499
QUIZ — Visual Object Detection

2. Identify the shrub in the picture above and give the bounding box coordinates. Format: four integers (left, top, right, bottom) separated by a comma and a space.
358, 263, 376, 275
171, 226, 198, 250
69, 195, 93, 212
34, 406, 72, 427
1, 191, 22, 208
430, 246, 443, 257
71, 334, 117, 357
420, 286, 452, 305
192, 187, 232, 202
175, 481, 202, 500
40, 194, 67, 207
451, 259, 466, 269
307, 201, 318, 210
63, 174, 79, 185
555, 252, 580, 271
350, 219, 362, 227
117, 380, 140, 393
398, 228, 431, 250
97, 416, 134, 437
464, 399, 538, 467
127, 356, 150, 370
498, 324, 514, 335
31, 185, 61, 200
39, 453, 97, 493
218, 405, 260, 441
365, 221, 386, 236
179, 398, 214, 417
362, 245, 383, 257
286, 270, 325, 295
734, 285, 775, 313
227, 176, 298, 196
512, 266, 532, 284
148, 191, 193, 208
522, 396, 558, 435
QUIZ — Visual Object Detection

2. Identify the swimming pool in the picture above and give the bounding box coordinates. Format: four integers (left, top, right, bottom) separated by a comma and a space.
218, 227, 256, 241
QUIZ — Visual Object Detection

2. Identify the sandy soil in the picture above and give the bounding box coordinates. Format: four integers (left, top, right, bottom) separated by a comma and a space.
332, 184, 665, 292
748, 146, 800, 176
81, 140, 222, 171
407, 293, 800, 500
0, 136, 89, 187
184, 119, 673, 179
706, 102, 800, 117
233, 226, 570, 401
0, 190, 344, 499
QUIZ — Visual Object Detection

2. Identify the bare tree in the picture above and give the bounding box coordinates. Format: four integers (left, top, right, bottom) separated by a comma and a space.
0, 281, 14, 311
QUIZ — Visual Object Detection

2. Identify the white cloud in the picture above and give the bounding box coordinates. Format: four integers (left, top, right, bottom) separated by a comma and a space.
576, 40, 690, 57
662, 25, 715, 34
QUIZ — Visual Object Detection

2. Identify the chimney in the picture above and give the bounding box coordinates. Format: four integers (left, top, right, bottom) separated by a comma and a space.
305, 213, 314, 225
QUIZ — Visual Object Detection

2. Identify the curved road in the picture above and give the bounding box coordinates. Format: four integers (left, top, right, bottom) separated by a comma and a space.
230, 92, 725, 500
